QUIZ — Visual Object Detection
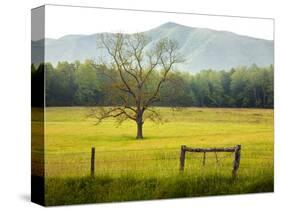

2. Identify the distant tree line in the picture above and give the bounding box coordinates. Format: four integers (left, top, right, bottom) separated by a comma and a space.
31, 60, 274, 108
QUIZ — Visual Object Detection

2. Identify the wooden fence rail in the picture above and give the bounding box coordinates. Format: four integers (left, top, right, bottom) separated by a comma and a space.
179, 145, 241, 178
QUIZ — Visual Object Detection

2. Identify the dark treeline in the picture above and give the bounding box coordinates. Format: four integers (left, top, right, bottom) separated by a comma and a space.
31, 60, 274, 108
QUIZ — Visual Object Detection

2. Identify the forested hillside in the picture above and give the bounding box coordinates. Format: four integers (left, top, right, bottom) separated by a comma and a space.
31, 61, 273, 108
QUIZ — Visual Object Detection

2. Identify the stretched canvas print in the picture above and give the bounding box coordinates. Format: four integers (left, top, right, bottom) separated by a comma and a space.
31, 4, 274, 206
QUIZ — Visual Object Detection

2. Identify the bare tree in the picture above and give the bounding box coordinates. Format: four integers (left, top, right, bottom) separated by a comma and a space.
90, 33, 183, 139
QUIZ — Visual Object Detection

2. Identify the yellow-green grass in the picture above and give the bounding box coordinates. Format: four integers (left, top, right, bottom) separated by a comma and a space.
32, 107, 274, 205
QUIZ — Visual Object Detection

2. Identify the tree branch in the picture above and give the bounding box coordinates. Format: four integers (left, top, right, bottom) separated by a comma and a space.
88, 107, 136, 125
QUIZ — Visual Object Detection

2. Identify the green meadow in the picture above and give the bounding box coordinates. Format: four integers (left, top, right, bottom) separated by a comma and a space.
33, 107, 274, 205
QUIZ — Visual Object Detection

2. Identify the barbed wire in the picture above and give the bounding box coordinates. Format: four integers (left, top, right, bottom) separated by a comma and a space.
32, 150, 273, 157
32, 146, 273, 178
32, 147, 181, 155
32, 152, 273, 160
31, 155, 273, 164
32, 161, 273, 167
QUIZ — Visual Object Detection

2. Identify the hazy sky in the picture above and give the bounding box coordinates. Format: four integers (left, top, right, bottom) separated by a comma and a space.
45, 5, 274, 40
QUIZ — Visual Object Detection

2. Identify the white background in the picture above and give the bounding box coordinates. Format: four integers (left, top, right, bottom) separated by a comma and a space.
44, 5, 273, 40
0, 0, 279, 211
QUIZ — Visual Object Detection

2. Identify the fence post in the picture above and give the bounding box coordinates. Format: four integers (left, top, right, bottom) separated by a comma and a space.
203, 152, 206, 166
91, 147, 95, 177
179, 145, 186, 172
232, 145, 241, 178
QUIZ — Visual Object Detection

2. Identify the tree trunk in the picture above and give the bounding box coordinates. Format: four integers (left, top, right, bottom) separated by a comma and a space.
136, 102, 144, 139
136, 122, 143, 139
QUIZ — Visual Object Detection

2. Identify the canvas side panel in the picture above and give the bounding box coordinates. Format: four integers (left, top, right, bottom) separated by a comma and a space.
31, 5, 45, 206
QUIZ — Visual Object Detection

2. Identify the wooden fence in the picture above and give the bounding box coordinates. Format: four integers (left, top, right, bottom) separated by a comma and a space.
91, 145, 241, 178
179, 145, 241, 178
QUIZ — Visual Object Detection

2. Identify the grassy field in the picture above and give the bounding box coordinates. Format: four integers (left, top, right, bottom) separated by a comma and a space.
32, 107, 274, 205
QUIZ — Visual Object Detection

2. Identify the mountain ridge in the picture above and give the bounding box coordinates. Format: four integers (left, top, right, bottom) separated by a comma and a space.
32, 22, 273, 72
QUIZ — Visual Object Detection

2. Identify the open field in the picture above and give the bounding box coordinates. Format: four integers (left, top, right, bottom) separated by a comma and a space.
32, 107, 274, 205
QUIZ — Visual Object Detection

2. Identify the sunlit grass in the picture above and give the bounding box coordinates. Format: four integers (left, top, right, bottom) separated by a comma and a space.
32, 107, 274, 205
